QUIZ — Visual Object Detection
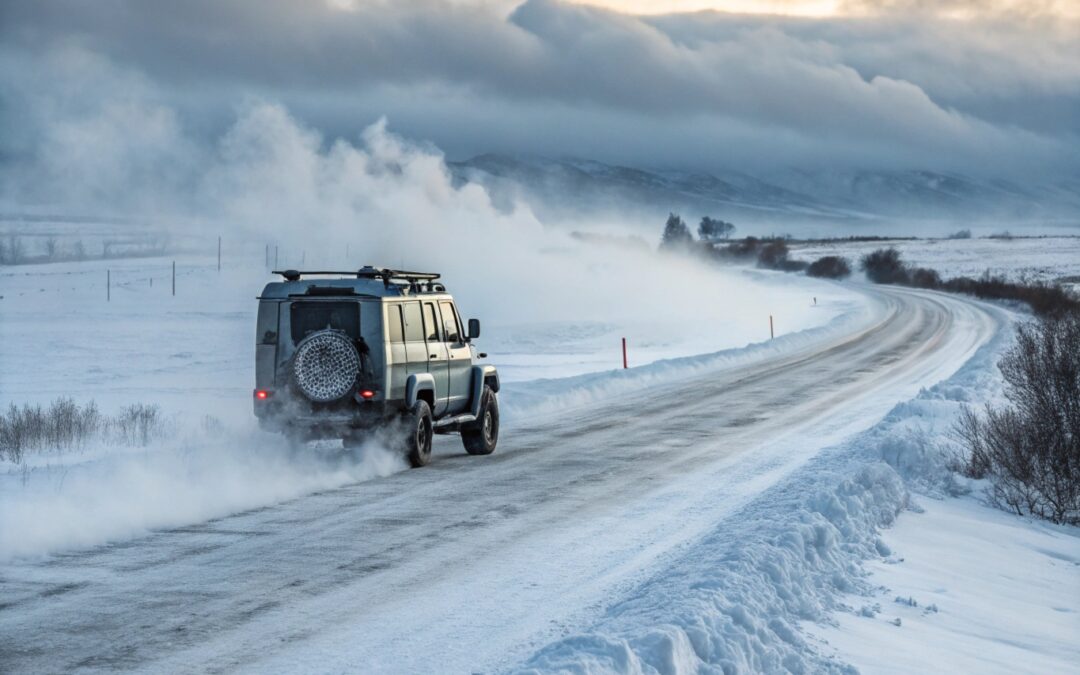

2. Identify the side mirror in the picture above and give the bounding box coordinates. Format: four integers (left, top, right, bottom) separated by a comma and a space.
467, 318, 481, 340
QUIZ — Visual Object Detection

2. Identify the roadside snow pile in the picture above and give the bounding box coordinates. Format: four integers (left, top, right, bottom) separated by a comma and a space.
519, 458, 907, 673
515, 305, 1016, 674
0, 426, 404, 561
867, 312, 1012, 497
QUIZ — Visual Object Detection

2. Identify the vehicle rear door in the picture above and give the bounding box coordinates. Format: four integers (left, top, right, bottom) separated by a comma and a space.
385, 303, 409, 401
421, 301, 450, 415
439, 300, 472, 414
401, 301, 429, 385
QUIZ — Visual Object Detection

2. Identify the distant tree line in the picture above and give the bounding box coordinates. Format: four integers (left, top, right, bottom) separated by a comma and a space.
0, 234, 169, 266
660, 213, 736, 249
658, 213, 851, 279
860, 247, 1080, 317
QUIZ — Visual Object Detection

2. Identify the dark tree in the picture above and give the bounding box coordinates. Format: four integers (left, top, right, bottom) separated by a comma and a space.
698, 217, 735, 242
660, 213, 693, 250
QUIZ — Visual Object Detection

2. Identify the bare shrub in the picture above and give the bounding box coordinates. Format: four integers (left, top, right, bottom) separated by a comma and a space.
956, 314, 1080, 524
111, 404, 162, 446
806, 255, 852, 279
909, 267, 942, 289
4, 235, 24, 264
860, 248, 909, 284
0, 399, 161, 462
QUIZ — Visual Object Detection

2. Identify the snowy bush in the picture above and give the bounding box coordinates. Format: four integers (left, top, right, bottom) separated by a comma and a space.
860, 248, 909, 284
956, 314, 1080, 524
807, 255, 852, 279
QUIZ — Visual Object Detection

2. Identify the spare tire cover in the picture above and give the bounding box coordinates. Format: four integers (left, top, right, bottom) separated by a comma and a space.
291, 330, 360, 402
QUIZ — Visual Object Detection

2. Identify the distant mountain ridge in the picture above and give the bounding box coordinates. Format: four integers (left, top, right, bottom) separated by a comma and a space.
448, 154, 1080, 229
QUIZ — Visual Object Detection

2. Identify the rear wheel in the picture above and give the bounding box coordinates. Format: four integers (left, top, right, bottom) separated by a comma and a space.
405, 400, 434, 467
462, 386, 499, 456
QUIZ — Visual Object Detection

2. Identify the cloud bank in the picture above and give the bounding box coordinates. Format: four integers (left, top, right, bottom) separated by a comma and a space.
1, 0, 1077, 184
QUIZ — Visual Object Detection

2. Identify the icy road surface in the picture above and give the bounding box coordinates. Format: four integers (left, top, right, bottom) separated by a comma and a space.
0, 286, 1002, 673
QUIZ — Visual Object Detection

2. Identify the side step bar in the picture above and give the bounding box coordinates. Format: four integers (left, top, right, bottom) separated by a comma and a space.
433, 413, 476, 429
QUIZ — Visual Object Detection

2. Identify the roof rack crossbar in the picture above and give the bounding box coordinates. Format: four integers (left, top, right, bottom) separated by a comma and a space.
273, 267, 442, 288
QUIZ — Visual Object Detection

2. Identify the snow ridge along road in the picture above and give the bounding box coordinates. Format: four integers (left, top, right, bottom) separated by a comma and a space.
0, 285, 1003, 674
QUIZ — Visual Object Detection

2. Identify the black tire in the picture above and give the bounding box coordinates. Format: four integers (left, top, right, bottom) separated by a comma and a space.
405, 400, 434, 467
462, 386, 499, 456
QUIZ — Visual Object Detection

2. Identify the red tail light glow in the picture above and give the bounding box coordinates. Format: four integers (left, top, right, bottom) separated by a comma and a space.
359, 389, 375, 399
255, 390, 271, 400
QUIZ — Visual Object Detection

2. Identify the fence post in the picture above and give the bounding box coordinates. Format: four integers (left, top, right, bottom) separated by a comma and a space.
274, 246, 279, 269
172, 261, 176, 297
107, 270, 110, 302
770, 315, 774, 339
622, 337, 628, 369
217, 236, 221, 272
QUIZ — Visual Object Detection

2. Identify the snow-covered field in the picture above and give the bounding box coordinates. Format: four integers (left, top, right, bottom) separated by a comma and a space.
790, 235, 1080, 286
1, 236, 1078, 674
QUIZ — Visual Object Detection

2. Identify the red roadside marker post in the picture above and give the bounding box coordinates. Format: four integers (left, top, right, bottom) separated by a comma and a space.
622, 337, 628, 369
770, 315, 774, 339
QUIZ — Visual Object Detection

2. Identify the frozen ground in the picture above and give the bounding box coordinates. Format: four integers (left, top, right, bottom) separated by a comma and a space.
1, 240, 1078, 673
810, 497, 1080, 675
0, 282, 1019, 673
790, 235, 1080, 287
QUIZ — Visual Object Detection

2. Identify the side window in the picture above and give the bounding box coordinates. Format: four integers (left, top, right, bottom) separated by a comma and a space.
439, 302, 461, 343
422, 302, 442, 342
388, 305, 404, 343
402, 302, 423, 341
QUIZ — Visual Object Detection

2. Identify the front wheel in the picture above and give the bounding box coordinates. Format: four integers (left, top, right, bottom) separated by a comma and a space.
462, 386, 499, 456
404, 400, 434, 467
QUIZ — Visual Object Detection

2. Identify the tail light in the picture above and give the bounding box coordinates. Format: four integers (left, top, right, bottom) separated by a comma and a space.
359, 389, 376, 400
255, 389, 272, 400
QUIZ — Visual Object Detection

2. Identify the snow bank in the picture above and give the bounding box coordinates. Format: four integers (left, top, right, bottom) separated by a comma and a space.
812, 494, 1080, 674
517, 459, 907, 674
514, 301, 1018, 674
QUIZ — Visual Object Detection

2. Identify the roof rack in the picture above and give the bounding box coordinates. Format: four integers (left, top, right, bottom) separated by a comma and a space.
272, 267, 444, 292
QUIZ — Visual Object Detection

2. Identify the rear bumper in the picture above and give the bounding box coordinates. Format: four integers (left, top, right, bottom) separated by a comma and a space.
254, 394, 401, 434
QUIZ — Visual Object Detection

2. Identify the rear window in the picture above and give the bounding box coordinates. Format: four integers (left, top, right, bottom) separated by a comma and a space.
256, 301, 279, 345
290, 302, 359, 344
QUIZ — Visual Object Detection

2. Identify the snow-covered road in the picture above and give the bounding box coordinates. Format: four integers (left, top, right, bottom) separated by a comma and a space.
0, 285, 1003, 673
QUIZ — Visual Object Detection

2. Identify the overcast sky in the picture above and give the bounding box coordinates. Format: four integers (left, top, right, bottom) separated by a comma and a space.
1, 0, 1077, 180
